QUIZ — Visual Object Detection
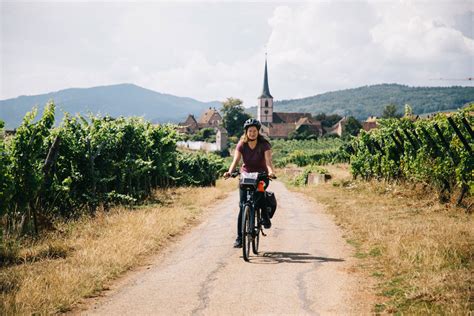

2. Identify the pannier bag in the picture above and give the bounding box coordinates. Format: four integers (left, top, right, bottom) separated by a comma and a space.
265, 191, 277, 218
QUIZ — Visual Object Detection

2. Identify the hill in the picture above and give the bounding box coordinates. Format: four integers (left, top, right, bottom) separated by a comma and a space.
246, 84, 474, 120
0, 83, 221, 129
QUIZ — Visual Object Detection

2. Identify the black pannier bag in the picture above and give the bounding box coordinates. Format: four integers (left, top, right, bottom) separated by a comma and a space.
265, 191, 277, 218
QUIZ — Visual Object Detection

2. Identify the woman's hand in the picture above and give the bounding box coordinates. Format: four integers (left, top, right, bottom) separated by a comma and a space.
268, 172, 276, 179
223, 171, 231, 179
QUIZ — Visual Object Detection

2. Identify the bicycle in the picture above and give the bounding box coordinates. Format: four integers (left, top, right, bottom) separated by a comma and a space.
230, 170, 275, 262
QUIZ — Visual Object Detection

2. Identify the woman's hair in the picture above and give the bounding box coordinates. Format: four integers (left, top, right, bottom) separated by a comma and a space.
239, 129, 271, 150
240, 133, 268, 144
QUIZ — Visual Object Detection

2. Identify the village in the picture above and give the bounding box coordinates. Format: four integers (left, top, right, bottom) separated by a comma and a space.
177, 58, 379, 153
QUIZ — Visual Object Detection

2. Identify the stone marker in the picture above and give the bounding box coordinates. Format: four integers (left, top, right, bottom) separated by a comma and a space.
306, 172, 326, 185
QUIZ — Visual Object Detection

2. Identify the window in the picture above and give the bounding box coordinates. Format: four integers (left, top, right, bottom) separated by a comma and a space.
265, 100, 269, 107
264, 110, 268, 114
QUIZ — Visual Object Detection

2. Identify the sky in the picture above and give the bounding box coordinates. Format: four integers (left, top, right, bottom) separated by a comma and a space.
1, 0, 473, 107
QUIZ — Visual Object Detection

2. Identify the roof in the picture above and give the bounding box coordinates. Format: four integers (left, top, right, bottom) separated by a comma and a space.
198, 108, 222, 124
266, 123, 296, 138
259, 58, 273, 99
296, 124, 322, 134
295, 117, 321, 126
215, 126, 228, 134
362, 121, 377, 131
179, 114, 198, 127
273, 112, 312, 124
330, 117, 347, 128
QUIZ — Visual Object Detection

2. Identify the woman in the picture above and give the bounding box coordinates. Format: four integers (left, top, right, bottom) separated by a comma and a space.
223, 118, 275, 248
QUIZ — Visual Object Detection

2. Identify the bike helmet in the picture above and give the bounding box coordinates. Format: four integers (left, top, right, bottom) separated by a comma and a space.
243, 118, 262, 130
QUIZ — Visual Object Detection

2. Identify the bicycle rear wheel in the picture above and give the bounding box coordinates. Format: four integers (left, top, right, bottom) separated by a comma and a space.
242, 205, 251, 262
252, 208, 261, 254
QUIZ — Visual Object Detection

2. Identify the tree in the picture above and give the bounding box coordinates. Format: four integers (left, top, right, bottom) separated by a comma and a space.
314, 113, 343, 128
382, 104, 402, 119
288, 125, 318, 140
341, 116, 362, 139
190, 127, 216, 142
404, 104, 413, 117
221, 98, 251, 137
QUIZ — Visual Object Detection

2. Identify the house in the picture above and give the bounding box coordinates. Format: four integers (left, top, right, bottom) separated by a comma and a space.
324, 117, 348, 137
178, 107, 222, 134
178, 114, 199, 133
256, 58, 323, 139
362, 116, 378, 131
198, 107, 222, 128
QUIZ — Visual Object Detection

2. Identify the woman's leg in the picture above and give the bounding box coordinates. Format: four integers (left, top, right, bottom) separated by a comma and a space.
237, 188, 246, 240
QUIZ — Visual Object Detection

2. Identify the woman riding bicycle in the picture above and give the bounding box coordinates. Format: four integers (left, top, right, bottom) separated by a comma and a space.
223, 118, 275, 248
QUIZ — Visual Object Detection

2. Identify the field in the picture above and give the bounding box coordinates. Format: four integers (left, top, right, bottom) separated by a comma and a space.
281, 164, 472, 314
0, 179, 235, 314
271, 138, 348, 167
1, 103, 472, 314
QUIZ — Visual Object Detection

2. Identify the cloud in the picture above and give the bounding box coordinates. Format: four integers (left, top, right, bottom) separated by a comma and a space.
1, 1, 473, 109
262, 0, 473, 103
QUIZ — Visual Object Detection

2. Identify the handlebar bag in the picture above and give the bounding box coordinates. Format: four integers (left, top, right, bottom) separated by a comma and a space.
239, 172, 259, 189
265, 191, 277, 218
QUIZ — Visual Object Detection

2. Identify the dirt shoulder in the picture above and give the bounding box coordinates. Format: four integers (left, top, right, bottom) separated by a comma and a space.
286, 164, 473, 314
0, 179, 236, 315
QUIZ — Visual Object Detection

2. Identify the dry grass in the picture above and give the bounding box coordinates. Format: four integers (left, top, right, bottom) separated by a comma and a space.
0, 179, 236, 314
283, 164, 473, 314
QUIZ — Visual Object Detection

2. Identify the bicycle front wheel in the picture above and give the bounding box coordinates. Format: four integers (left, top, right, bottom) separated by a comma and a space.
242, 204, 251, 262
252, 207, 261, 254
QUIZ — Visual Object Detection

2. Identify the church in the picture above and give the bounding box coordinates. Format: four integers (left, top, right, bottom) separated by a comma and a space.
256, 58, 324, 139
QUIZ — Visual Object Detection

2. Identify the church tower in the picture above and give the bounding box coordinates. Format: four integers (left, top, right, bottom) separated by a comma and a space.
257, 57, 273, 124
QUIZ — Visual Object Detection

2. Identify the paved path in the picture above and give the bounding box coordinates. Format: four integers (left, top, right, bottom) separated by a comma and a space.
87, 181, 367, 315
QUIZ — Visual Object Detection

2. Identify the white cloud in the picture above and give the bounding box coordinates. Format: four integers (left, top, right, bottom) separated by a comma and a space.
1, 1, 473, 109
261, 0, 473, 103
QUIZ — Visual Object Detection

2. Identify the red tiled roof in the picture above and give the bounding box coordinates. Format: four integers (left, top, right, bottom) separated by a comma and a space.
267, 123, 297, 138
272, 112, 312, 124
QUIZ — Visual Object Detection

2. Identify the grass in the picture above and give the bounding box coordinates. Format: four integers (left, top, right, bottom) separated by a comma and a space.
0, 178, 236, 314
280, 164, 473, 314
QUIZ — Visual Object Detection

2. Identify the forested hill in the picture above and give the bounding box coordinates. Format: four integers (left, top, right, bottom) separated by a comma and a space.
0, 83, 221, 129
247, 84, 474, 120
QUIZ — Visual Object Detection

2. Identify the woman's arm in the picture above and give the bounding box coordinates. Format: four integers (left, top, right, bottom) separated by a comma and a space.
264, 149, 275, 177
224, 149, 242, 178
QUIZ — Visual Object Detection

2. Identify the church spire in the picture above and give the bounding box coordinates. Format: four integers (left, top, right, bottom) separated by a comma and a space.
260, 56, 273, 99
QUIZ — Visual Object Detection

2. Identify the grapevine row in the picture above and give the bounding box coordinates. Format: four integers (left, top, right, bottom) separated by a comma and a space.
350, 105, 473, 205
0, 102, 225, 236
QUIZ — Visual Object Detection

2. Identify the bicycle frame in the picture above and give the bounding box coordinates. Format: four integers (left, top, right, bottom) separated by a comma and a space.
238, 172, 270, 261
227, 170, 274, 261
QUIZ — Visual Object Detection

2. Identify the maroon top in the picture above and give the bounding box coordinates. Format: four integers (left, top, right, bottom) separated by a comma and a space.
236, 140, 271, 173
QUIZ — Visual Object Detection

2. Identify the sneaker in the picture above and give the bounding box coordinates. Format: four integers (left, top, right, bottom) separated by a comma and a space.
233, 238, 242, 248
262, 219, 272, 229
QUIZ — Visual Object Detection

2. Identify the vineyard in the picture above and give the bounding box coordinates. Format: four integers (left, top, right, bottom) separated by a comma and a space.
271, 138, 349, 167
0, 102, 225, 240
349, 104, 473, 206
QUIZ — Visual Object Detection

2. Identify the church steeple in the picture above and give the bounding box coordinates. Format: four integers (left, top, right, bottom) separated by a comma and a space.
260, 57, 273, 99
257, 55, 274, 124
